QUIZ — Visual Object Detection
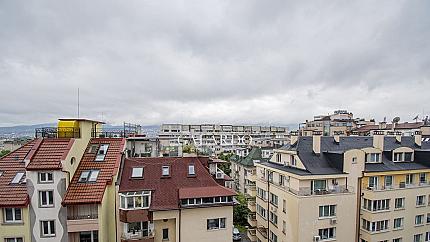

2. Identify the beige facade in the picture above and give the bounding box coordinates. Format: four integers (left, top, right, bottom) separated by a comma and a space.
0, 207, 31, 242
254, 131, 430, 242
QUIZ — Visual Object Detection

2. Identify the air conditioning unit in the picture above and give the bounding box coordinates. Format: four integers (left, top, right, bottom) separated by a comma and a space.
313, 235, 321, 242
330, 218, 337, 225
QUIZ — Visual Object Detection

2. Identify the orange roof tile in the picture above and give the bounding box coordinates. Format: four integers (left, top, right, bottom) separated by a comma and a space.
0, 140, 36, 207
26, 138, 73, 170
62, 138, 125, 205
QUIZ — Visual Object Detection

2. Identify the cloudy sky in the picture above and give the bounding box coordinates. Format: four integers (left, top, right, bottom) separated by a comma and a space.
0, 0, 429, 127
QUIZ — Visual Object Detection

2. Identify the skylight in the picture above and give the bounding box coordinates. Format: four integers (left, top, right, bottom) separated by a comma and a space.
188, 164, 195, 176
11, 172, 24, 184
131, 167, 144, 178
79, 170, 100, 183
162, 166, 170, 176
95, 144, 109, 161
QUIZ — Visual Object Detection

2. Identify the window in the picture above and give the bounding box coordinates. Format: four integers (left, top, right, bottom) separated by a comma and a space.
406, 174, 414, 185
368, 176, 378, 189
362, 199, 389, 211
417, 195, 426, 206
395, 198, 405, 209
188, 164, 195, 176
414, 234, 423, 242
257, 187, 267, 200
131, 167, 144, 178
162, 228, 169, 240
3, 208, 22, 223
393, 239, 402, 242
420, 173, 427, 184
276, 153, 281, 163
269, 230, 278, 242
126, 221, 150, 237
162, 166, 170, 176
427, 213, 430, 224
79, 170, 100, 182
384, 176, 393, 188
256, 204, 267, 219
366, 153, 381, 163
79, 231, 98, 242
5, 239, 23, 242
269, 193, 278, 206
405, 152, 413, 161
88, 144, 98, 154
352, 157, 357, 163
393, 217, 403, 229
39, 191, 54, 207
282, 199, 286, 213
362, 219, 389, 232
38, 172, 53, 183
415, 215, 424, 225
269, 211, 278, 225
290, 155, 296, 166
207, 218, 226, 230
282, 220, 286, 234
119, 191, 151, 209
41, 220, 55, 237
318, 227, 336, 240
311, 180, 327, 193
393, 152, 403, 162
11, 172, 24, 184
319, 205, 336, 217
95, 144, 109, 161
426, 232, 430, 242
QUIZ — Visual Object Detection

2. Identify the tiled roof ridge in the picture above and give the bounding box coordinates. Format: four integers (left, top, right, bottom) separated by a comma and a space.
111, 138, 126, 178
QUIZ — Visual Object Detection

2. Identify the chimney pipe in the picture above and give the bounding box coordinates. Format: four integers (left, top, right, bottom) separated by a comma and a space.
395, 131, 402, 143
372, 130, 385, 150
333, 131, 344, 143
313, 131, 322, 154
415, 131, 422, 147
290, 131, 298, 146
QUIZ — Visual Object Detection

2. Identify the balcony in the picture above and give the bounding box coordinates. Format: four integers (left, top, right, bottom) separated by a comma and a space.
248, 213, 257, 227
67, 205, 98, 232
121, 231, 155, 242
367, 181, 430, 192
247, 200, 256, 213
119, 209, 152, 223
282, 185, 353, 197
247, 229, 257, 242
35, 127, 81, 138
256, 227, 268, 239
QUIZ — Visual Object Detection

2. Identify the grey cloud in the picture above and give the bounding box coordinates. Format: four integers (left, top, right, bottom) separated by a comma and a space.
0, 0, 429, 126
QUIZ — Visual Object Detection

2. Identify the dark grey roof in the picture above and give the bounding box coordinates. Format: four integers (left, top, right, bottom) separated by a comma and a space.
266, 136, 430, 175
259, 161, 312, 176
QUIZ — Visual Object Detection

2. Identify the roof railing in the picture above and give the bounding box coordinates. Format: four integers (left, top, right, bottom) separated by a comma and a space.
35, 127, 81, 138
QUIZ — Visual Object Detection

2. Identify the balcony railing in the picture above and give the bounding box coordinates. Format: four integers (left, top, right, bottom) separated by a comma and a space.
282, 185, 353, 196
121, 230, 155, 241
35, 127, 81, 138
67, 214, 98, 220
256, 227, 268, 239
367, 181, 430, 191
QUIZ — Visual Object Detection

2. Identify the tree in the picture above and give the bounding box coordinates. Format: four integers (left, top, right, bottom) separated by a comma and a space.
0, 150, 10, 158
233, 193, 250, 228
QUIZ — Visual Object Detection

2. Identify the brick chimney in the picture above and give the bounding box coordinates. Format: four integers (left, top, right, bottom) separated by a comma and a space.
313, 131, 322, 154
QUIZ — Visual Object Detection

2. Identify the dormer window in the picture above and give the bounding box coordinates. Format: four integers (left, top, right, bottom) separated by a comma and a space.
365, 153, 381, 163
290, 155, 297, 166
88, 144, 98, 154
162, 166, 170, 177
132, 167, 144, 178
79, 170, 100, 183
393, 152, 413, 162
95, 144, 109, 161
11, 172, 24, 184
188, 164, 195, 176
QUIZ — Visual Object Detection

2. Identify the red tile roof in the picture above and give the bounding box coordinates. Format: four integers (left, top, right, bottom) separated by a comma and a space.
26, 138, 74, 170
179, 186, 235, 199
354, 122, 424, 133
0, 140, 37, 207
119, 157, 236, 211
62, 138, 125, 205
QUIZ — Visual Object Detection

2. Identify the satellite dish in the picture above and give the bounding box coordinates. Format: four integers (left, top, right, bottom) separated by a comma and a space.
392, 117, 400, 123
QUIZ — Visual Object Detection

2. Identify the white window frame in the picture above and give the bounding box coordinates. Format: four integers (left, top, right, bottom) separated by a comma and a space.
11, 172, 24, 184
318, 227, 336, 240
393, 217, 404, 229
4, 238, 23, 242
38, 172, 53, 183
95, 144, 109, 161
131, 167, 144, 178
40, 220, 56, 237
79, 170, 100, 183
319, 205, 336, 218
119, 191, 151, 210
188, 164, 195, 176
162, 166, 170, 176
3, 208, 22, 223
39, 190, 54, 207
206, 217, 226, 230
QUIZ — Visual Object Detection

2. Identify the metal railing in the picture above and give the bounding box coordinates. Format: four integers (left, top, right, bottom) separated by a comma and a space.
121, 230, 155, 240
35, 127, 81, 138
67, 213, 98, 220
367, 181, 430, 192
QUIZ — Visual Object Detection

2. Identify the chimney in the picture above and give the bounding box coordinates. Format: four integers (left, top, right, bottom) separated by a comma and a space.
333, 131, 344, 143
415, 131, 422, 147
421, 125, 430, 136
395, 131, 402, 143
378, 121, 387, 130
290, 131, 298, 145
313, 131, 322, 154
372, 130, 385, 150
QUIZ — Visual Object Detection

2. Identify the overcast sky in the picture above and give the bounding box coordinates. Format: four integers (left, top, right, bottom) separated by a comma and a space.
0, 1, 429, 127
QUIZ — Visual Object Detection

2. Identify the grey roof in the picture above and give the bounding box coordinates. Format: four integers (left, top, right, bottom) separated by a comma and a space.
264, 136, 430, 175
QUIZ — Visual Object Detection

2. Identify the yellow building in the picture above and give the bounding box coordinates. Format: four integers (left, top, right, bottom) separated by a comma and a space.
255, 130, 430, 242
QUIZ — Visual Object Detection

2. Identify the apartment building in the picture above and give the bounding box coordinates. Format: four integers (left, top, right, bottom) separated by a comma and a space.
62, 137, 125, 242
354, 120, 430, 136
0, 140, 37, 242
116, 156, 236, 242
254, 130, 430, 242
230, 147, 266, 194
159, 124, 288, 155
125, 136, 160, 158
299, 110, 375, 136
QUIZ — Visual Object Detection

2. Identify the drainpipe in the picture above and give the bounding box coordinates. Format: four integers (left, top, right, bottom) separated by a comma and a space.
356, 176, 363, 242
179, 209, 182, 242
267, 171, 270, 242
